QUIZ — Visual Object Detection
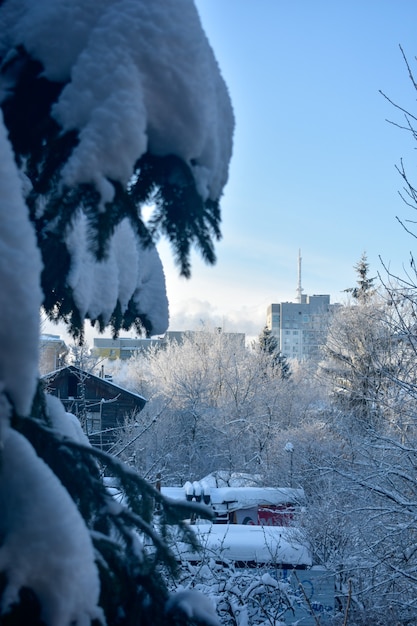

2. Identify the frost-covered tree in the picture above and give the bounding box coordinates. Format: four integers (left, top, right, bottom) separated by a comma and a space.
137, 329, 253, 481
0, 1, 233, 624
308, 53, 417, 623
110, 330, 321, 484
323, 49, 417, 625
319, 259, 400, 431
344, 251, 376, 304
257, 325, 291, 380
378, 49, 417, 436
305, 429, 417, 625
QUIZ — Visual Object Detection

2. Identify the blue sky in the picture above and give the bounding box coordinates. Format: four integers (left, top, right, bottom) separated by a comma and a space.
158, 0, 417, 338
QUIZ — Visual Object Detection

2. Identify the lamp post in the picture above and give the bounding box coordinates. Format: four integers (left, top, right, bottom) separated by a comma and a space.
284, 442, 294, 487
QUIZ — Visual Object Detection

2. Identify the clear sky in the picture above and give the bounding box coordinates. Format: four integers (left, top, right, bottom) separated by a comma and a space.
45, 1, 417, 344
157, 0, 417, 340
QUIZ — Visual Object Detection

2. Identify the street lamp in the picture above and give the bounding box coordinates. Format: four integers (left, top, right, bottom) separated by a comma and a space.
284, 442, 294, 487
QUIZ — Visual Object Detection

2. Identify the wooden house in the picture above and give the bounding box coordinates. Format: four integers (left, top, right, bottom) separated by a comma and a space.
42, 365, 146, 450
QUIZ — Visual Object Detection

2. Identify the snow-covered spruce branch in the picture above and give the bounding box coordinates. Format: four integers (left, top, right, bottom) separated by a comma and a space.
46, 420, 213, 524
13, 413, 213, 574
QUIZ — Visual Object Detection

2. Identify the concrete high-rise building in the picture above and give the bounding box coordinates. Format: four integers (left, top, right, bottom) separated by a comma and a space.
266, 251, 337, 360
266, 295, 334, 360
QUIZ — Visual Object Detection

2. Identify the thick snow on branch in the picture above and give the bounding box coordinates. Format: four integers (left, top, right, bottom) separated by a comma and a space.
0, 112, 42, 416
66, 214, 168, 334
0, 0, 234, 205
0, 0, 233, 337
166, 589, 220, 626
0, 422, 103, 626
45, 394, 91, 445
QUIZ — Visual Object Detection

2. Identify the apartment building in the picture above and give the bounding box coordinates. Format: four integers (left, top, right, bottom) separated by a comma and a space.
93, 329, 246, 360
39, 333, 68, 375
93, 336, 160, 360
266, 294, 335, 360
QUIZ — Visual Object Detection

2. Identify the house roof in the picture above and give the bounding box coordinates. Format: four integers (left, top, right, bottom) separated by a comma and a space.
208, 487, 305, 511
174, 523, 312, 567
42, 364, 147, 404
177, 483, 305, 512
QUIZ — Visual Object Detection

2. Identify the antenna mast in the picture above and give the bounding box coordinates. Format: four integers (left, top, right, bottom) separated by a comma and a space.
296, 249, 304, 303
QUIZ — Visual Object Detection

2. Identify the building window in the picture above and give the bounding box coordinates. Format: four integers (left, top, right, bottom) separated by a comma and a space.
86, 411, 101, 434
68, 375, 78, 398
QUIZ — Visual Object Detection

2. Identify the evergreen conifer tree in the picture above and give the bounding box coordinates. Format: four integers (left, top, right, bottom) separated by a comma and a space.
320, 255, 397, 430
344, 252, 376, 303
258, 326, 291, 380
0, 0, 233, 343
0, 1, 233, 624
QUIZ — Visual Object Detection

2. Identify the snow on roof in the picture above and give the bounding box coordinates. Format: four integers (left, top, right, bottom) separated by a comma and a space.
42, 365, 146, 403
161, 487, 186, 502
175, 523, 312, 567
40, 334, 66, 343
209, 487, 305, 512
172, 484, 306, 513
